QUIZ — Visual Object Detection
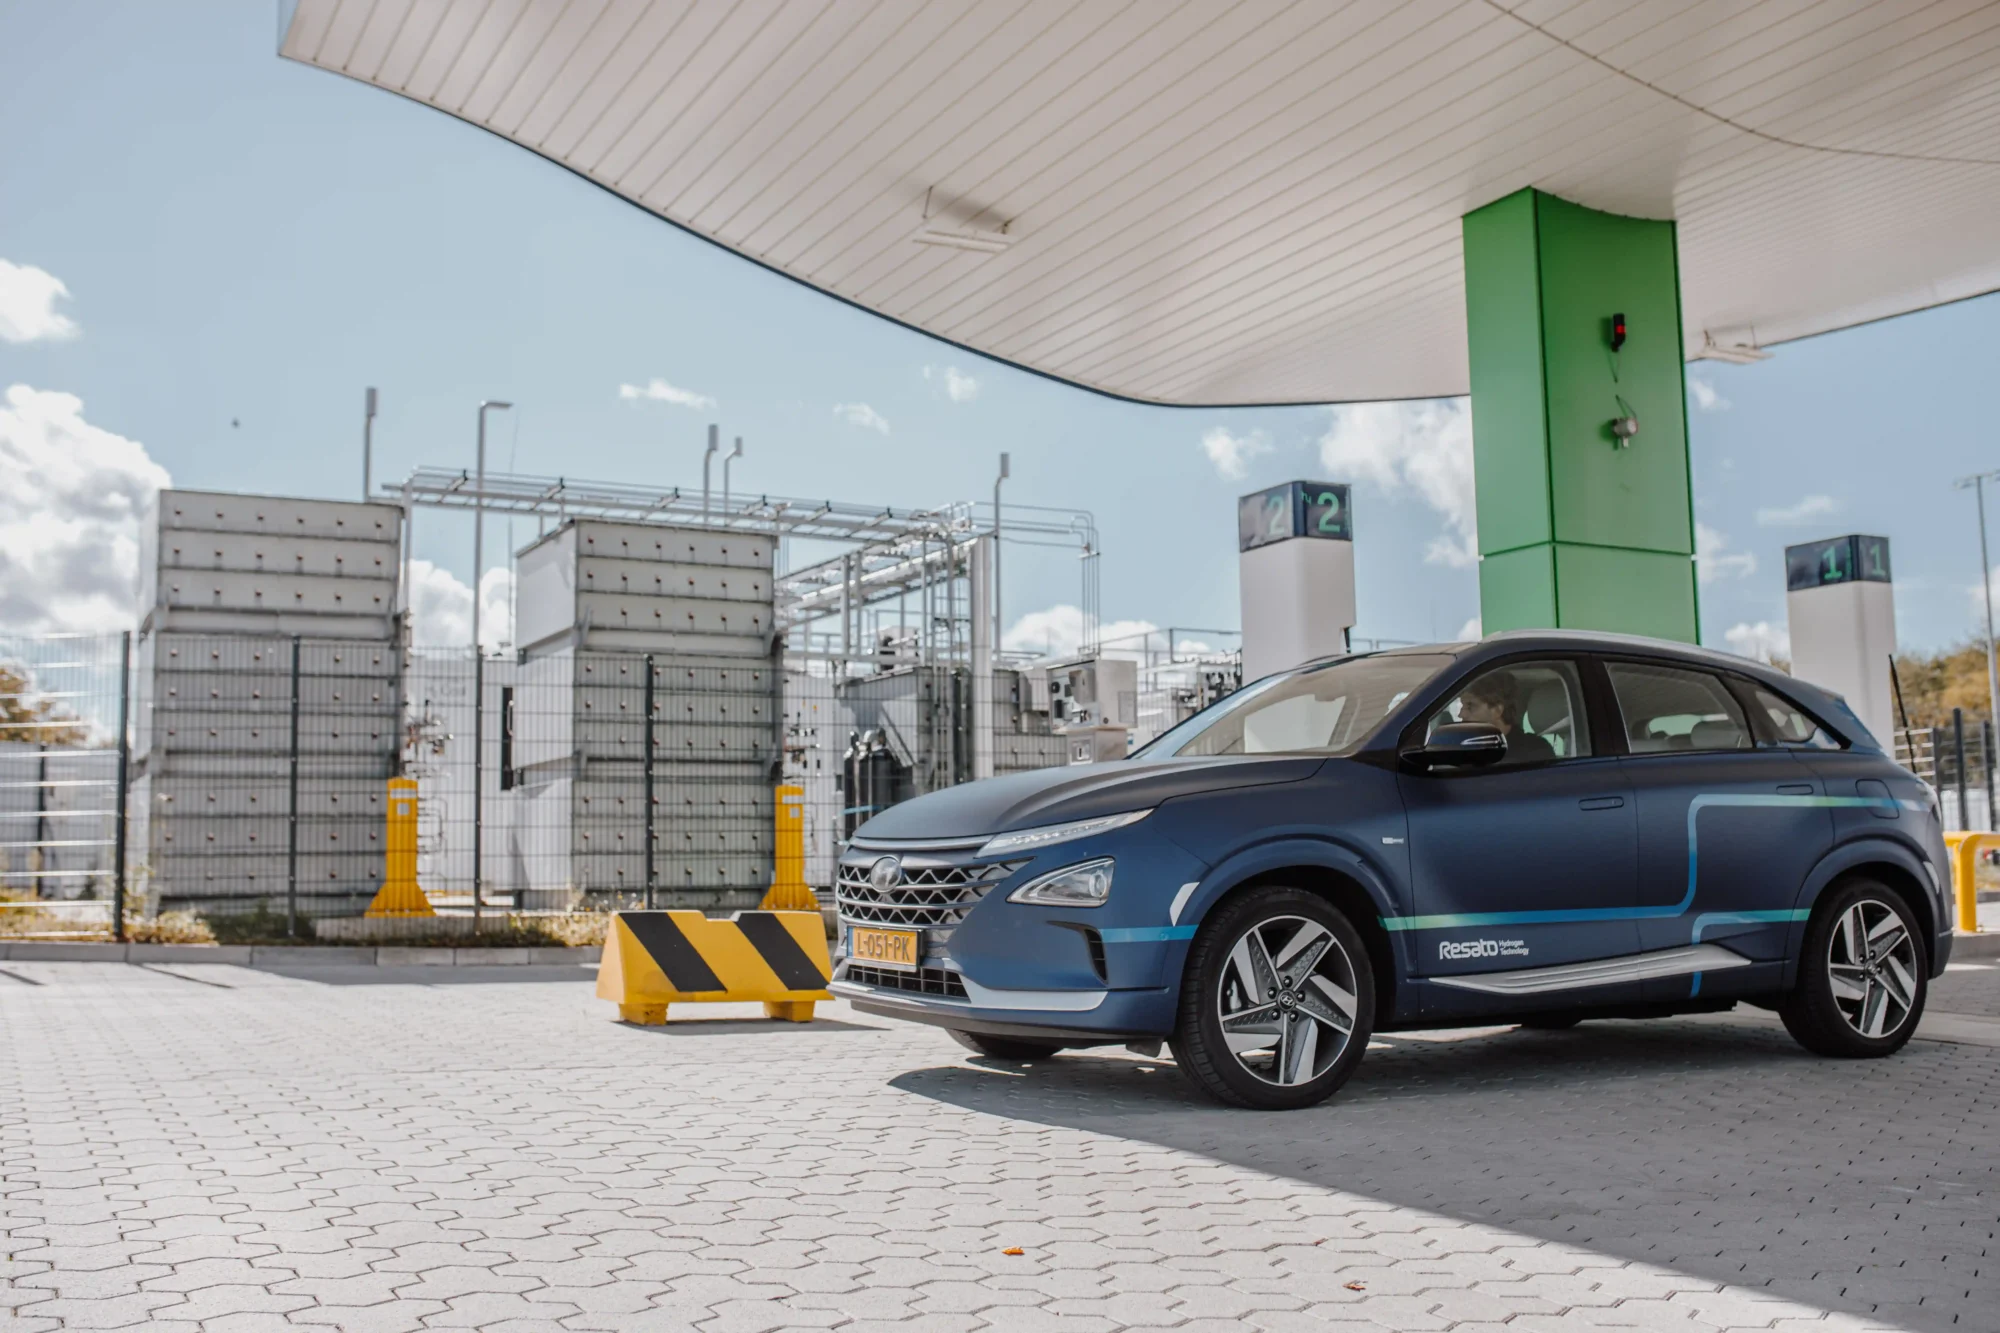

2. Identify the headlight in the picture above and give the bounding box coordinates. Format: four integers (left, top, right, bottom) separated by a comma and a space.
975, 809, 1150, 858
1008, 858, 1115, 907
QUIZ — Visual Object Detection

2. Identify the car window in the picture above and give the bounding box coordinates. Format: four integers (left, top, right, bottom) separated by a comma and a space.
1606, 661, 1751, 753
1142, 653, 1453, 759
1425, 660, 1590, 767
1746, 684, 1844, 750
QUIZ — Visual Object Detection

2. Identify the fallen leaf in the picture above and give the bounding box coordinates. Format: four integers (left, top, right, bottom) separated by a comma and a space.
1001, 1247, 1024, 1256
1344, 1281, 1366, 1291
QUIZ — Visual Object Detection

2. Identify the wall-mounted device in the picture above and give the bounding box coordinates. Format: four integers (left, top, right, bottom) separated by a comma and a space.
1785, 533, 1896, 743
1237, 480, 1356, 683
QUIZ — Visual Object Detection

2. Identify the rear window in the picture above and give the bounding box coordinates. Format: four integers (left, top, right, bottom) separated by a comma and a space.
1605, 661, 1752, 753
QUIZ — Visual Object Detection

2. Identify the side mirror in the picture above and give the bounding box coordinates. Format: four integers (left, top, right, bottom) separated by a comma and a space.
1406, 722, 1507, 769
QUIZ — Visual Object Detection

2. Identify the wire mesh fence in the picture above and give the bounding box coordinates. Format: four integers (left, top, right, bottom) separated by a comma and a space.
2, 629, 1145, 939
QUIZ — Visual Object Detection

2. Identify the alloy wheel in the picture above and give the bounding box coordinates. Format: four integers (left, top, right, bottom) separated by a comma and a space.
1214, 914, 1360, 1087
1826, 898, 1919, 1039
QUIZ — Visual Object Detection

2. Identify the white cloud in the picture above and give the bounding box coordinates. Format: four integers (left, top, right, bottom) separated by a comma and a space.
1003, 605, 1161, 660
834, 402, 890, 434
1755, 494, 1839, 527
944, 367, 979, 402
1696, 522, 1757, 583
1199, 427, 1272, 481
1687, 375, 1729, 412
0, 260, 79, 343
1318, 399, 1476, 567
617, 377, 716, 411
1457, 616, 1483, 641
408, 561, 515, 653
1723, 621, 1790, 663
0, 385, 170, 633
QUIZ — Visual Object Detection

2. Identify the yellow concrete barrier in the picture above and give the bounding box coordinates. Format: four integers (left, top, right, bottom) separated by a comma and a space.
1943, 831, 1990, 934
365, 778, 435, 918
596, 910, 832, 1024
758, 784, 818, 912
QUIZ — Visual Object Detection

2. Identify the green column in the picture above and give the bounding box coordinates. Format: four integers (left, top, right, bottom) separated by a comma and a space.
1462, 188, 1698, 642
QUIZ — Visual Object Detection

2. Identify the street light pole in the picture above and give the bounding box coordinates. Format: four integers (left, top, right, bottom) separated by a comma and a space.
473, 401, 513, 654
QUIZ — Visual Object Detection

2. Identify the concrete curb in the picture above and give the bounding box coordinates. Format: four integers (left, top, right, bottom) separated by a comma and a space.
0, 941, 598, 966
1951, 931, 2000, 960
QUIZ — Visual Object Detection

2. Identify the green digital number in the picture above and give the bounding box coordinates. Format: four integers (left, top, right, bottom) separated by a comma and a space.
1314, 491, 1342, 533
1866, 541, 1887, 579
1820, 544, 1847, 584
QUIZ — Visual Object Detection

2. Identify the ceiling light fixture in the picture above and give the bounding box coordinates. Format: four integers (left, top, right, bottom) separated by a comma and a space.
1693, 331, 1772, 364
912, 225, 1012, 254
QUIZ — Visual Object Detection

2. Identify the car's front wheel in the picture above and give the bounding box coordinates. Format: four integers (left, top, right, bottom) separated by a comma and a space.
1173, 887, 1374, 1110
1780, 879, 1926, 1058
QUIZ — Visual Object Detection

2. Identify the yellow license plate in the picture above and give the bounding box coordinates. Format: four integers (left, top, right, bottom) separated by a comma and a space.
850, 926, 921, 971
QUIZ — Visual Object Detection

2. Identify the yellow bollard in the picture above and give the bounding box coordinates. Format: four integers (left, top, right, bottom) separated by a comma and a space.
365, 777, 436, 918
758, 784, 818, 912
1944, 831, 1988, 934
596, 910, 832, 1023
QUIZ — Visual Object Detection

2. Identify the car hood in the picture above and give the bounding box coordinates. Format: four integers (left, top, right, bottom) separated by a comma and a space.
853, 755, 1325, 842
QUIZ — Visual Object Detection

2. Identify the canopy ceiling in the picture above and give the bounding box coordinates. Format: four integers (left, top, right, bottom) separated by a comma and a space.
283, 0, 2000, 405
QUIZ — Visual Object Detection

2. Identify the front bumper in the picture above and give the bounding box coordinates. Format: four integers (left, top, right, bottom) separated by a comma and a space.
832, 831, 1205, 1041
831, 974, 1177, 1045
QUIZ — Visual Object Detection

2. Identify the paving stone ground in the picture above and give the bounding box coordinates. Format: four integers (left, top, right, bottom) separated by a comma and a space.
2, 959, 1996, 1332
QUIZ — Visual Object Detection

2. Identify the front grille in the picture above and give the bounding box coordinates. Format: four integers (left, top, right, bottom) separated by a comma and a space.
844, 963, 969, 999
834, 856, 1023, 928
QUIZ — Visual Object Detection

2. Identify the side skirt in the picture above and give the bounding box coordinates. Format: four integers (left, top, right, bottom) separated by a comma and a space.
1431, 943, 1751, 996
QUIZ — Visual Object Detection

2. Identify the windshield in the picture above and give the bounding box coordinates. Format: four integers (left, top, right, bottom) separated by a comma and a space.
1135, 653, 1455, 759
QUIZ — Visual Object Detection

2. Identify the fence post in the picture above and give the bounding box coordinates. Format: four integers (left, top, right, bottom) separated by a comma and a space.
1986, 720, 1997, 832
473, 652, 484, 931
1953, 708, 1968, 832
643, 653, 656, 910
286, 635, 301, 938
112, 630, 131, 941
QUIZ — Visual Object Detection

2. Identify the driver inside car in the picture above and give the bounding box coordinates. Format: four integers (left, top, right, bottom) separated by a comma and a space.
1455, 671, 1555, 766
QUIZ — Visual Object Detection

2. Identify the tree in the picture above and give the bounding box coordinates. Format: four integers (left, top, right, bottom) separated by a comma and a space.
0, 662, 89, 747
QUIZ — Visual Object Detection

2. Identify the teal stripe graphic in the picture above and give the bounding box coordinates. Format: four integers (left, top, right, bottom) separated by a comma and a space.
1382, 793, 1897, 933
1099, 925, 1197, 944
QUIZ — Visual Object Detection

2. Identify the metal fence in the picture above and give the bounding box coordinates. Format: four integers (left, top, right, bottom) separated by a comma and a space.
3, 630, 1141, 935
1898, 709, 1996, 830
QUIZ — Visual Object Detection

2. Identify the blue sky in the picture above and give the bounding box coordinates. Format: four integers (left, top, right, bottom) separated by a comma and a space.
4, 2, 1998, 656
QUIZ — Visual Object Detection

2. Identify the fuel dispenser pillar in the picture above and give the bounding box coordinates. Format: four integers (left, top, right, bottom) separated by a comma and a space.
1785, 535, 1896, 743
1462, 188, 1698, 641
1237, 481, 1355, 682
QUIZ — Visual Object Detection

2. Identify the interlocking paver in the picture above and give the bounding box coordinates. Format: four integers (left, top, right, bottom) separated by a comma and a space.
1, 961, 1994, 1333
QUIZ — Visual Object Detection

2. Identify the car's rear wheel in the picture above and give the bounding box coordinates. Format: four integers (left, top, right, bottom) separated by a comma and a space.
1780, 879, 1926, 1058
948, 1030, 1065, 1061
1173, 887, 1374, 1110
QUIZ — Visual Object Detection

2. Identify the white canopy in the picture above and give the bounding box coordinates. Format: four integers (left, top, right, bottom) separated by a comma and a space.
284, 0, 2000, 405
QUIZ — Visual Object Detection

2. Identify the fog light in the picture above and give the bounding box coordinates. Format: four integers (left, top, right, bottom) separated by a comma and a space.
1008, 858, 1114, 908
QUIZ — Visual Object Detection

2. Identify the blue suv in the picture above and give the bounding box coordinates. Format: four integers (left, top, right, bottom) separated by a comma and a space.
830, 631, 1951, 1109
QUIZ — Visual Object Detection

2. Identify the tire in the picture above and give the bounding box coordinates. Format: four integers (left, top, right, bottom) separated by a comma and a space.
1173, 887, 1375, 1110
1779, 879, 1927, 1058
948, 1030, 1066, 1061
1518, 1015, 1582, 1030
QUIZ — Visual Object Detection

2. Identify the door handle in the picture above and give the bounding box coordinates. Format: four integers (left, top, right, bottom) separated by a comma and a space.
1578, 796, 1625, 810
1776, 784, 1815, 795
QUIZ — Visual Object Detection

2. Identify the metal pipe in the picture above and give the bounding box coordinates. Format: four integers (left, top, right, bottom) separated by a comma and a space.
112, 630, 130, 941
286, 636, 301, 938
1954, 707, 1969, 830
644, 654, 656, 909
723, 436, 743, 518
473, 401, 513, 654
1979, 475, 2000, 743
702, 424, 719, 521
363, 386, 378, 501
993, 452, 1009, 655
473, 652, 484, 929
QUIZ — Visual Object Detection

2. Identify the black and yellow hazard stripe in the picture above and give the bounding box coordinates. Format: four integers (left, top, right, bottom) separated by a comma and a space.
596, 909, 832, 1024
